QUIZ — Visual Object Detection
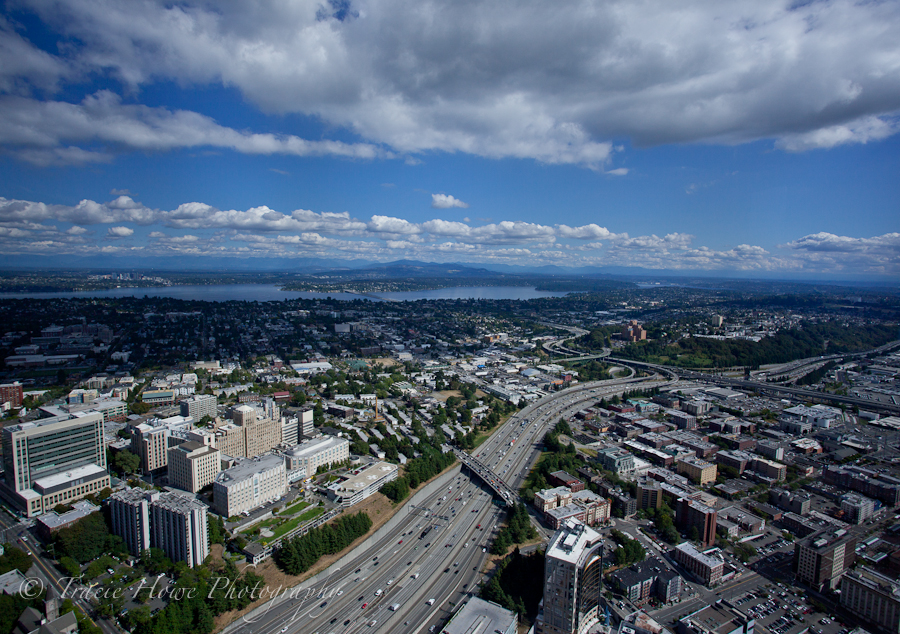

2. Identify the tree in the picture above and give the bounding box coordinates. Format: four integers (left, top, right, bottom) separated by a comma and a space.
0, 545, 33, 575
113, 449, 141, 474
689, 526, 700, 543
55, 513, 109, 563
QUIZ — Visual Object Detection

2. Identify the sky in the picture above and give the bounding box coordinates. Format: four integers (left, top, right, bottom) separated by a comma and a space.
0, 0, 898, 280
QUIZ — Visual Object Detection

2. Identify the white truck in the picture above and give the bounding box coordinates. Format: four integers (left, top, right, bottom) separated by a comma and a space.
390, 604, 400, 611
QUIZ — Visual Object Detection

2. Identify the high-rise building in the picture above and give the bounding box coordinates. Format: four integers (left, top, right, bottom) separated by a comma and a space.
676, 498, 718, 549
108, 488, 157, 556
180, 394, 217, 420
840, 567, 900, 634
621, 320, 647, 342
130, 416, 194, 474
213, 405, 281, 458
535, 520, 604, 634
150, 494, 209, 568
168, 441, 221, 493
300, 407, 315, 438
793, 530, 856, 591
1, 413, 108, 517
840, 493, 876, 524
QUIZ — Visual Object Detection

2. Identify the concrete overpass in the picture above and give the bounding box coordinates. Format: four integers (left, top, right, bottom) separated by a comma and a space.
451, 448, 518, 508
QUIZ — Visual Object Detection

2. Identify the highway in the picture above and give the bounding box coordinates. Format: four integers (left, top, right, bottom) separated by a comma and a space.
229, 372, 668, 634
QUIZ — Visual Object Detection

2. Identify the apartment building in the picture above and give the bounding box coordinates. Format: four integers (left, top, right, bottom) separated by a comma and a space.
676, 498, 718, 549
677, 457, 717, 485
168, 441, 221, 493
636, 480, 663, 510
150, 494, 209, 568
596, 447, 636, 477
213, 454, 287, 517
109, 488, 156, 556
673, 542, 724, 587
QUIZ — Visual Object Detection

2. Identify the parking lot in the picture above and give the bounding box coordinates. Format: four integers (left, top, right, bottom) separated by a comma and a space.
731, 584, 851, 634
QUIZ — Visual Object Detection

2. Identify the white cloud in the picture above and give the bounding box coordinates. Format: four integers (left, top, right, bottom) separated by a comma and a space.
0, 91, 386, 165
107, 226, 134, 237
3, 0, 899, 165
431, 194, 469, 209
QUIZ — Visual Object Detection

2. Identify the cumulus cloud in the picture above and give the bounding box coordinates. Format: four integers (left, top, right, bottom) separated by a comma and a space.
0, 91, 387, 165
0, 193, 897, 274
431, 194, 469, 209
2, 0, 898, 166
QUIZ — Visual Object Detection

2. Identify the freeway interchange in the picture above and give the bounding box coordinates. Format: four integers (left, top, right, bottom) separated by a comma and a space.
225, 373, 667, 634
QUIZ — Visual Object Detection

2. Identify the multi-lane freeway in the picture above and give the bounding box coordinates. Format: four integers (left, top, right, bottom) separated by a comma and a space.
227, 373, 669, 634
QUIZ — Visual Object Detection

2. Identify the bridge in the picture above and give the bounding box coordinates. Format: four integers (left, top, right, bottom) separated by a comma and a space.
451, 448, 518, 508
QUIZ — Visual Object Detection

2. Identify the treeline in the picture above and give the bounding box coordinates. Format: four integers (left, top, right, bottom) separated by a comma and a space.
380, 445, 456, 502
481, 548, 544, 620
796, 360, 838, 386
605, 321, 896, 369
274, 512, 372, 575
490, 503, 538, 554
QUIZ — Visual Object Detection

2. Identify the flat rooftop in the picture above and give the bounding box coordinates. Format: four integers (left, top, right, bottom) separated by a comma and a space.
443, 596, 517, 634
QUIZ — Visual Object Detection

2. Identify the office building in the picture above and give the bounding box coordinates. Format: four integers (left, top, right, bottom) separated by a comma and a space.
326, 461, 399, 506
840, 567, 900, 634
150, 494, 209, 568
840, 493, 876, 524
213, 454, 287, 517
180, 394, 217, 420
168, 441, 221, 493
443, 597, 517, 634
536, 520, 604, 634
130, 415, 195, 474
677, 457, 717, 486
769, 489, 810, 515
673, 542, 724, 587
676, 498, 718, 549
596, 447, 636, 478
793, 530, 856, 591
109, 488, 157, 556
1, 413, 108, 517
281, 436, 350, 479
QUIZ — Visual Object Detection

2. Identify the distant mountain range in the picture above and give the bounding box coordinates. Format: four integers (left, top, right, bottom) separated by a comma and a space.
0, 254, 896, 287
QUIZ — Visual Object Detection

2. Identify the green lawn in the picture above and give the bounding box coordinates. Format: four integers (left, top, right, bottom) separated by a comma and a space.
268, 507, 325, 540
283, 499, 310, 515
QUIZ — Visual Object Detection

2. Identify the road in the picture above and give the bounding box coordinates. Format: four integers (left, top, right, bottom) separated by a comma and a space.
227, 373, 669, 634
0, 510, 119, 634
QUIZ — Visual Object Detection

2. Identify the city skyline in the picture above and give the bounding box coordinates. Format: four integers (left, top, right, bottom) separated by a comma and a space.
0, 0, 898, 279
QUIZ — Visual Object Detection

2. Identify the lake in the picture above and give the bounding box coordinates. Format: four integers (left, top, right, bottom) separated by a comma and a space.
0, 284, 569, 302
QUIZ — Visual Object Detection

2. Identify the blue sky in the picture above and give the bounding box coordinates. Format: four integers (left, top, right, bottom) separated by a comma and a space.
0, 0, 898, 279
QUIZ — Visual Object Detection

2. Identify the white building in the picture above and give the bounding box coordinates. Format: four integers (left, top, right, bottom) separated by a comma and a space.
180, 394, 217, 420
326, 461, 398, 506
281, 436, 350, 479
213, 454, 287, 517
536, 519, 604, 634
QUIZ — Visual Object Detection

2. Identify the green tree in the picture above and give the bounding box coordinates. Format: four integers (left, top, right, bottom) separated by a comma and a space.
113, 449, 141, 474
